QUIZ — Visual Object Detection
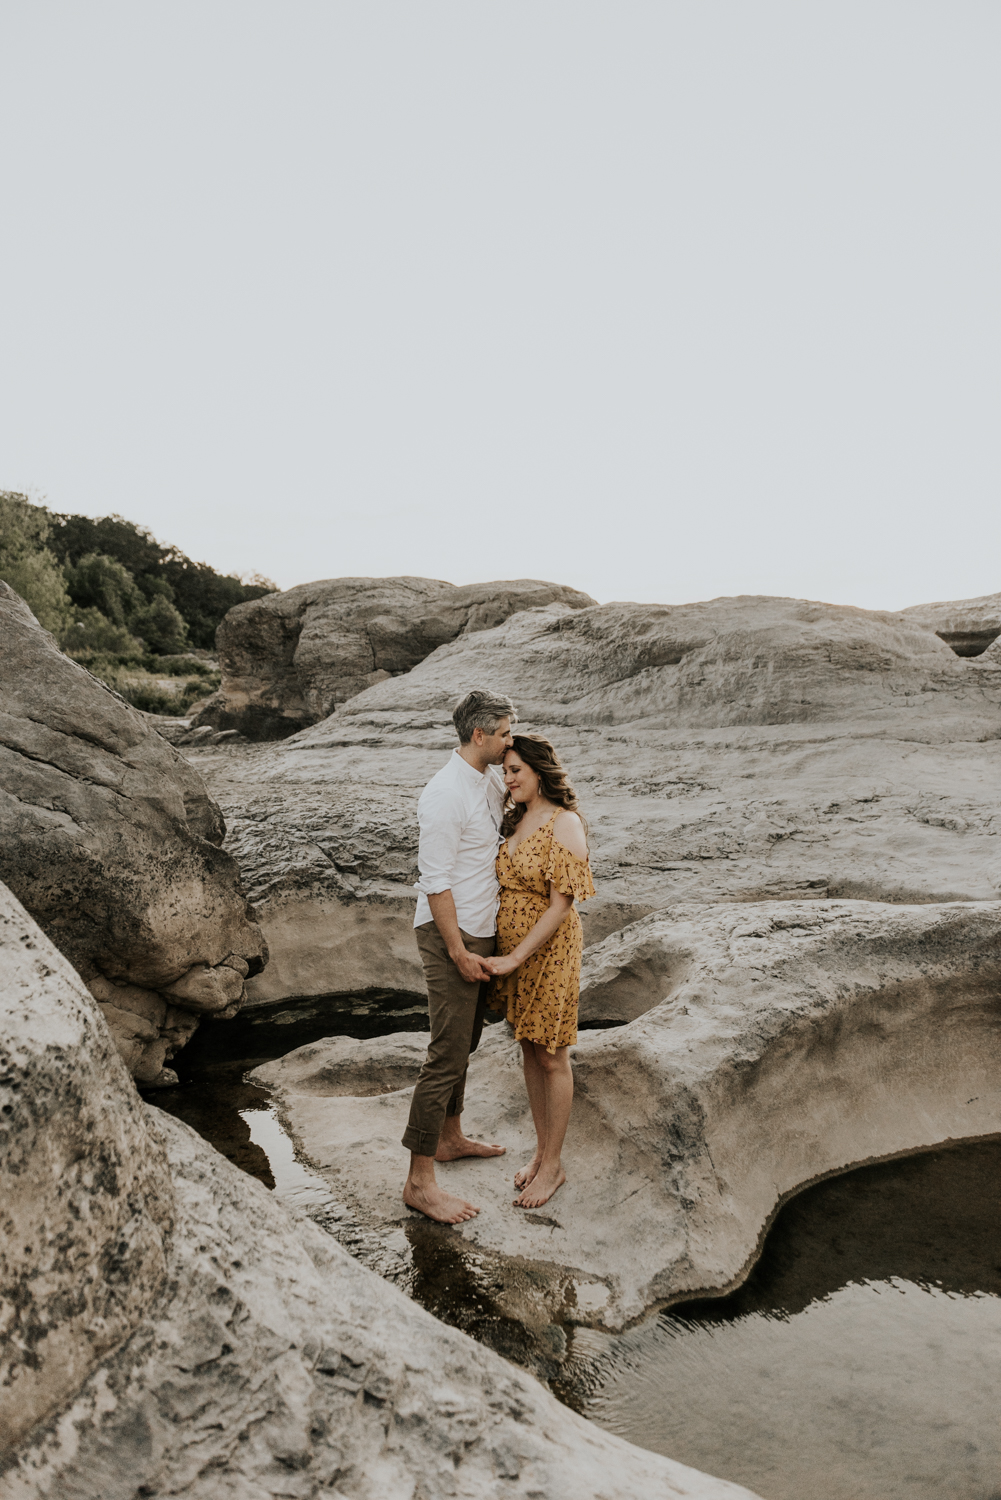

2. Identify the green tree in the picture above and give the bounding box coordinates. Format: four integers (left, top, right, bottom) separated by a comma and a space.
131, 593, 189, 654
49, 509, 276, 648
0, 491, 73, 634
65, 551, 143, 625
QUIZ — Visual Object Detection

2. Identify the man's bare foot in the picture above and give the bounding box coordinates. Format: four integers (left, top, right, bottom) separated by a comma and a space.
403, 1181, 480, 1224
514, 1156, 542, 1189
513, 1165, 565, 1209
435, 1134, 506, 1162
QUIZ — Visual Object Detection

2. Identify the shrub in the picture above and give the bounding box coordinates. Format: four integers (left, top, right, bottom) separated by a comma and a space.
80, 662, 221, 716
130, 594, 189, 654
146, 654, 217, 676
61, 607, 144, 658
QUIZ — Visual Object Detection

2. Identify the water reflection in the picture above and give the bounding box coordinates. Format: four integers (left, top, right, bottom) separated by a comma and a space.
581, 1140, 1001, 1500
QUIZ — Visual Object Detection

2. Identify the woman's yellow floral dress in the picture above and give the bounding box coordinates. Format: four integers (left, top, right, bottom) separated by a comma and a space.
488, 808, 595, 1053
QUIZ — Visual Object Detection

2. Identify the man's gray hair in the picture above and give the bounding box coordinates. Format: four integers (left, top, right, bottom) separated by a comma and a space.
452, 689, 517, 745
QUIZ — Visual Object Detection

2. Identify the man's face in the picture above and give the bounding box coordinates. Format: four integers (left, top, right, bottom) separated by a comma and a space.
474, 717, 514, 763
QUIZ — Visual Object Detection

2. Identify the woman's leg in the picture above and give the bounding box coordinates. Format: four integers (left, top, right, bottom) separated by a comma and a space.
516, 1038, 548, 1188
514, 1043, 572, 1208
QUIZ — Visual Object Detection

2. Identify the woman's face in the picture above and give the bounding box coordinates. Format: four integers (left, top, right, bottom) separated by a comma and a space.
503, 750, 540, 803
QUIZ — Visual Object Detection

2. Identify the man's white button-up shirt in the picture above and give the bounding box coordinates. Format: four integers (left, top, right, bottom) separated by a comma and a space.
413, 750, 507, 937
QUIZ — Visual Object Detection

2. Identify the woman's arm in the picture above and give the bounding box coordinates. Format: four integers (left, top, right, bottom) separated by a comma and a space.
484, 886, 573, 976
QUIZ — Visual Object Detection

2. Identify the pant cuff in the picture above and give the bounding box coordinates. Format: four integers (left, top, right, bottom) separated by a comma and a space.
402, 1125, 440, 1155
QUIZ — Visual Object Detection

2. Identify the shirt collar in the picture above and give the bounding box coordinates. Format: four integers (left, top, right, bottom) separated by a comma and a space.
452, 748, 485, 780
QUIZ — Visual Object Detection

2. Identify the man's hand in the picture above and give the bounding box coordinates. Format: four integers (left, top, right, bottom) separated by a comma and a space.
451, 946, 493, 984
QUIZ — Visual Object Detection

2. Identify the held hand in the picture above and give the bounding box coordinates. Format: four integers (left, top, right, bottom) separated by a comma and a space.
453, 947, 494, 984
483, 953, 521, 978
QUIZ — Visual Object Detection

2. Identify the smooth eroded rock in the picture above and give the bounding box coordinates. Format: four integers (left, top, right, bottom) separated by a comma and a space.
259, 898, 1001, 1329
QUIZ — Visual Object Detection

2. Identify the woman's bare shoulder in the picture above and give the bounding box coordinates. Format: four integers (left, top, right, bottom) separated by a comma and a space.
552, 809, 588, 859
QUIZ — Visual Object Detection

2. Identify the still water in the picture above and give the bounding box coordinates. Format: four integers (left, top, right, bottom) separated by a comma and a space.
579, 1142, 1001, 1500
149, 1013, 1001, 1500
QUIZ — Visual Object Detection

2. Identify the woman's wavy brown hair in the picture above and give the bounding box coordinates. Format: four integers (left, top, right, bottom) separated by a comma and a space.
500, 734, 588, 844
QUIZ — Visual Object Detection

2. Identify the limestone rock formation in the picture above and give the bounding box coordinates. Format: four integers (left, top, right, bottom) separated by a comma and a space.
902, 589, 1001, 656
317, 593, 976, 728
1, 879, 760, 1500
185, 591, 1001, 1013
0, 583, 267, 1080
190, 575, 595, 739
257, 897, 1001, 1331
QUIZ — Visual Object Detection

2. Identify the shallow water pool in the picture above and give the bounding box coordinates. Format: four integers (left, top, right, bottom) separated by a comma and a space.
577, 1141, 1001, 1500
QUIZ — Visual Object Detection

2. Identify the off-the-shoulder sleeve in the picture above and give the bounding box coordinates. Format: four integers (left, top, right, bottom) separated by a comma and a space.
544, 839, 596, 902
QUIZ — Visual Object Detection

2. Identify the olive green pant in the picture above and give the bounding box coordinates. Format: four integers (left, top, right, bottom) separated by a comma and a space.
401, 922, 496, 1156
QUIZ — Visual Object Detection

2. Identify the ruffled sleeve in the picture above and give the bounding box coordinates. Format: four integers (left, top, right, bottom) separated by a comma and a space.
544, 838, 596, 903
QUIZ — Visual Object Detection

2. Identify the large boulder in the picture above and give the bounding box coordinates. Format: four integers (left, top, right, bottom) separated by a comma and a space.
902, 590, 1001, 656
0, 879, 759, 1500
190, 575, 596, 740
257, 897, 1001, 1332
0, 583, 267, 1080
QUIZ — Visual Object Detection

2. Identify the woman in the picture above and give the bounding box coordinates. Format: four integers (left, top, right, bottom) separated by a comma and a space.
484, 734, 594, 1209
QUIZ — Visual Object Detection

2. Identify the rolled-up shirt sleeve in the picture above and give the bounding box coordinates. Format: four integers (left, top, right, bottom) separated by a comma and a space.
414, 788, 463, 897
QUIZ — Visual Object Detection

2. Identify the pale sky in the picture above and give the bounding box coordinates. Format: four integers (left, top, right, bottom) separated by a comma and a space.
2, 3, 998, 612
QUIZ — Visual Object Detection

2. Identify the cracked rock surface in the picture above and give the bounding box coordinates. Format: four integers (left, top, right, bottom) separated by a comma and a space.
0, 584, 267, 1080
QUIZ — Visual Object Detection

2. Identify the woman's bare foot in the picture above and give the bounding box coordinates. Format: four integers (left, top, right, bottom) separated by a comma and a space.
513, 1165, 566, 1209
403, 1181, 479, 1224
435, 1134, 506, 1162
514, 1155, 542, 1189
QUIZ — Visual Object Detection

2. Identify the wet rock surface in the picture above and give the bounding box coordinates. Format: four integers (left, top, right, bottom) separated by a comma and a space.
191, 575, 595, 740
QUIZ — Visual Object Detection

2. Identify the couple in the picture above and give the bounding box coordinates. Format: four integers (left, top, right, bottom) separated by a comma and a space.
402, 689, 594, 1225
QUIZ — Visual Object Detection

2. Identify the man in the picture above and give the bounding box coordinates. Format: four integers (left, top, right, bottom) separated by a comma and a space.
402, 689, 516, 1224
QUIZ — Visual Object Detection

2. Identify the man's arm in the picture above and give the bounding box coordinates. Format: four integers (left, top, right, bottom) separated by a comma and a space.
427, 890, 492, 983
416, 787, 492, 983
